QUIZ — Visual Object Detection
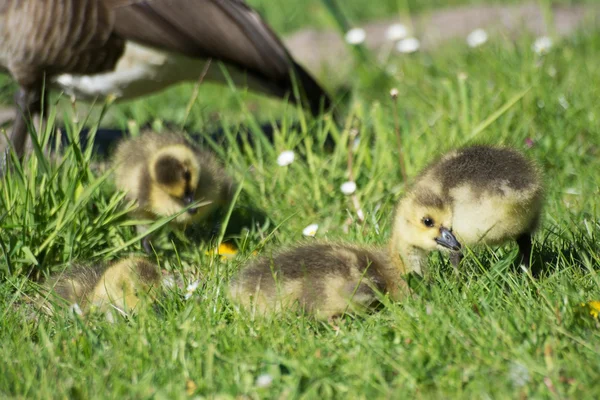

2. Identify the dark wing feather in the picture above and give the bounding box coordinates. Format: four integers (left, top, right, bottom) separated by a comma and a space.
109, 0, 331, 114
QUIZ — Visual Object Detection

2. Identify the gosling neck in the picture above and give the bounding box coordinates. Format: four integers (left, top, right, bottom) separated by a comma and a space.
388, 225, 429, 276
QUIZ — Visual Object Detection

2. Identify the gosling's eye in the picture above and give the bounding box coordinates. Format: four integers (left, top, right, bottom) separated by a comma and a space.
422, 217, 435, 228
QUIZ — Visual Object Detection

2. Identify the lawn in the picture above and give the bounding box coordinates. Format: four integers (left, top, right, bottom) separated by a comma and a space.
1, 0, 600, 398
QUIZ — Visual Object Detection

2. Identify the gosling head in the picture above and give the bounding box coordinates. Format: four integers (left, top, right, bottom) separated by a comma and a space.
392, 190, 461, 253
149, 145, 201, 214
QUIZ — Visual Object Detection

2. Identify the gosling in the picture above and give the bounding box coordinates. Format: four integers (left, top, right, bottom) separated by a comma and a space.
41, 256, 161, 317
113, 131, 235, 252
229, 198, 461, 319
400, 145, 543, 272
230, 244, 400, 319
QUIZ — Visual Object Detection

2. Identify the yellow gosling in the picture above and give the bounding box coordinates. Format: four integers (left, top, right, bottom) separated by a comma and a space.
112, 131, 235, 252
42, 257, 161, 317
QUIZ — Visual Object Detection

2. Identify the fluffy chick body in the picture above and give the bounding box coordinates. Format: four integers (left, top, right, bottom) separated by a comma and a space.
42, 257, 161, 316
113, 131, 234, 227
392, 145, 543, 274
229, 243, 406, 319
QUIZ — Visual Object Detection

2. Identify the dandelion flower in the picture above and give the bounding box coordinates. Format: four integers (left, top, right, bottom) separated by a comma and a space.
205, 242, 238, 260
466, 29, 488, 48
586, 300, 600, 318
533, 36, 553, 55
396, 37, 420, 53
302, 224, 319, 237
345, 28, 366, 45
385, 23, 408, 41
277, 150, 295, 166
390, 88, 399, 99
256, 374, 273, 388
186, 380, 197, 396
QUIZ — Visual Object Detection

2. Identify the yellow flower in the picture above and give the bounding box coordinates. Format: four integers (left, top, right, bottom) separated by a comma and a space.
588, 301, 600, 319
205, 243, 238, 260
580, 300, 600, 319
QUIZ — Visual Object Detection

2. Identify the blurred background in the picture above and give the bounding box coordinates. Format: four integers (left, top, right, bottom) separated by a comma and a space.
1, 0, 598, 136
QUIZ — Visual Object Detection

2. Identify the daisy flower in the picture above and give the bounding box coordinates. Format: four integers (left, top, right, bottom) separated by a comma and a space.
385, 23, 408, 41
345, 28, 366, 45
277, 150, 295, 166
302, 224, 319, 237
396, 37, 420, 53
340, 181, 357, 195
533, 36, 553, 55
466, 29, 488, 48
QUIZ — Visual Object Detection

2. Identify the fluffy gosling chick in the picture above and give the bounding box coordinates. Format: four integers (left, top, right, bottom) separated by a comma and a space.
229, 243, 406, 319
42, 257, 161, 316
392, 145, 543, 274
230, 204, 462, 319
113, 131, 234, 252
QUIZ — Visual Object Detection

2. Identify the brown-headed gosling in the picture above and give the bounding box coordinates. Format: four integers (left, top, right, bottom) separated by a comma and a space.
228, 196, 461, 319
398, 145, 543, 273
41, 257, 161, 318
112, 131, 235, 252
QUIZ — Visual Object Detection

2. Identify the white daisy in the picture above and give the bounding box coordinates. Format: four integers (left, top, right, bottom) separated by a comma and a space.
276, 150, 295, 166
466, 29, 488, 48
385, 23, 408, 41
345, 28, 366, 45
340, 181, 357, 195
184, 280, 200, 300
255, 374, 273, 388
396, 37, 420, 53
302, 224, 319, 237
532, 36, 553, 55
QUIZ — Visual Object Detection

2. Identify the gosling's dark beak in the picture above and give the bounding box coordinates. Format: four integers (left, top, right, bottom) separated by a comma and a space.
183, 194, 198, 215
435, 227, 461, 251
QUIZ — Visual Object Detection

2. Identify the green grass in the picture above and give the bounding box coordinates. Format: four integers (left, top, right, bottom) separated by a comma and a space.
2, 3, 600, 399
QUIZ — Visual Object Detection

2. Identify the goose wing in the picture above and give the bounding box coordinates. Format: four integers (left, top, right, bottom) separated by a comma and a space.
107, 0, 331, 114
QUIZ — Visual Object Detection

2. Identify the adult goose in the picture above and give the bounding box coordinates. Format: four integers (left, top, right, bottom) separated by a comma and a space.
0, 0, 332, 157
